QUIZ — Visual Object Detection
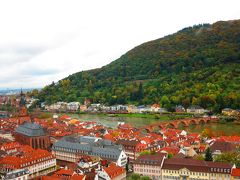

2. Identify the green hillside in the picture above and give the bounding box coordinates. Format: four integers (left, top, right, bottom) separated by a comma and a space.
37, 20, 240, 112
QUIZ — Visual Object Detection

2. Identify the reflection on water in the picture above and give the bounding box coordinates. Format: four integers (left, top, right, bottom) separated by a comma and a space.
72, 114, 240, 135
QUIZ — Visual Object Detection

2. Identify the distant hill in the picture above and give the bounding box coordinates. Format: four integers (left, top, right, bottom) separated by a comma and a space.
38, 20, 240, 112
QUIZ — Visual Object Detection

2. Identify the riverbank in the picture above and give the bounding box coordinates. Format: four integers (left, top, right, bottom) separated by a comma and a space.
111, 113, 193, 120
37, 111, 240, 135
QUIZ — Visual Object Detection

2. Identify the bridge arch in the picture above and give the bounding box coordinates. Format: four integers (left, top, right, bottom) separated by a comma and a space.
205, 118, 211, 123
166, 122, 178, 129
177, 121, 189, 128
188, 119, 199, 126
158, 124, 166, 130
198, 119, 206, 124
141, 128, 151, 133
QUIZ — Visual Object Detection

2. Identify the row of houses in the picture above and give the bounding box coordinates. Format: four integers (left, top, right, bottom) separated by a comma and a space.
0, 140, 127, 180
133, 153, 239, 180
0, 143, 56, 179
222, 108, 240, 116
44, 102, 81, 112
44, 102, 211, 114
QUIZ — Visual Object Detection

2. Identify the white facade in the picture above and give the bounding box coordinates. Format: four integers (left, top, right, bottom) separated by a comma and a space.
116, 150, 127, 167
27, 158, 56, 175
67, 102, 80, 111
3, 169, 29, 180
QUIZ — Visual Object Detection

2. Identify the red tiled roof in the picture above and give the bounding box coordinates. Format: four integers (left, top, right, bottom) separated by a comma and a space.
232, 168, 240, 177
160, 147, 180, 155
210, 141, 236, 153
103, 134, 115, 141
0, 149, 54, 169
71, 174, 85, 180
0, 141, 20, 150
103, 163, 125, 179
162, 158, 232, 174
59, 115, 71, 121
151, 104, 160, 108
55, 169, 74, 176
41, 176, 63, 180
133, 153, 166, 166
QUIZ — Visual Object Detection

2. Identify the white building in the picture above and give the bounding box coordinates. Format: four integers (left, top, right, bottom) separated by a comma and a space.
67, 102, 80, 111
97, 163, 126, 180
2, 169, 29, 180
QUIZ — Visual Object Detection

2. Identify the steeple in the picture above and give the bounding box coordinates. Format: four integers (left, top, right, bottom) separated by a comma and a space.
19, 88, 26, 107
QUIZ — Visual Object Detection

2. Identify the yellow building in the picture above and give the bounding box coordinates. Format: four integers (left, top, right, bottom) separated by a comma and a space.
161, 158, 232, 180
222, 108, 238, 116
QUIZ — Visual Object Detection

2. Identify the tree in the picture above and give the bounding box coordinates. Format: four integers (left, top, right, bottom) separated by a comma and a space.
128, 173, 140, 180
140, 177, 151, 180
215, 152, 240, 168
125, 163, 129, 172
139, 150, 151, 156
167, 153, 173, 159
195, 155, 204, 161
128, 174, 150, 180
160, 95, 170, 108
138, 83, 144, 100
201, 128, 214, 138
205, 147, 213, 161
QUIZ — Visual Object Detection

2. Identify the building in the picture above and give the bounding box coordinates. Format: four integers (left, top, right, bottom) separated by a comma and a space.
186, 105, 206, 114
80, 104, 88, 112
0, 111, 8, 118
0, 149, 56, 179
161, 158, 232, 180
231, 168, 240, 180
108, 105, 128, 113
133, 153, 166, 180
222, 108, 238, 116
151, 104, 161, 112
210, 141, 236, 156
67, 102, 80, 111
175, 105, 185, 113
14, 122, 51, 150
98, 163, 126, 180
16, 90, 31, 125
116, 139, 145, 163
52, 136, 127, 167
0, 141, 20, 154
42, 169, 86, 180
2, 169, 29, 180
77, 155, 101, 173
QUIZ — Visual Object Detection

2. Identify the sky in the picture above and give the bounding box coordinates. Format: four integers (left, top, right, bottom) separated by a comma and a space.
0, 0, 239, 89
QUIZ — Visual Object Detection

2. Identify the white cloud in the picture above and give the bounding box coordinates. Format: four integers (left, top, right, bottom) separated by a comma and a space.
0, 0, 239, 88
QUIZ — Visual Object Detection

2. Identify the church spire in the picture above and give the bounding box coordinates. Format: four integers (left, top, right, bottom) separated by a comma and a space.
19, 88, 26, 107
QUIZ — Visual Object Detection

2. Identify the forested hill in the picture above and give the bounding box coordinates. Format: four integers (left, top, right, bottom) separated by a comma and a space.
38, 20, 240, 112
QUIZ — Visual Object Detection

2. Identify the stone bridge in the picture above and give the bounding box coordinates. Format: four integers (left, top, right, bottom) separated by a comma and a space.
141, 117, 219, 133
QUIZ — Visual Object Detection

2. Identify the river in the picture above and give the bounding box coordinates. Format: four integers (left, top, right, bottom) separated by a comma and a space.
69, 114, 240, 136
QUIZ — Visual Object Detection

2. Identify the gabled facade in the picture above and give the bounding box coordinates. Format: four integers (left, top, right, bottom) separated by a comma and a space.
133, 153, 167, 180
98, 163, 126, 180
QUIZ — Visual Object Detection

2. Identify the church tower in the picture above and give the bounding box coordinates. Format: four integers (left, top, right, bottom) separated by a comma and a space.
17, 89, 31, 124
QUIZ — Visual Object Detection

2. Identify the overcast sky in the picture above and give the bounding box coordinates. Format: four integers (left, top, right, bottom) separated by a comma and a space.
0, 0, 239, 89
